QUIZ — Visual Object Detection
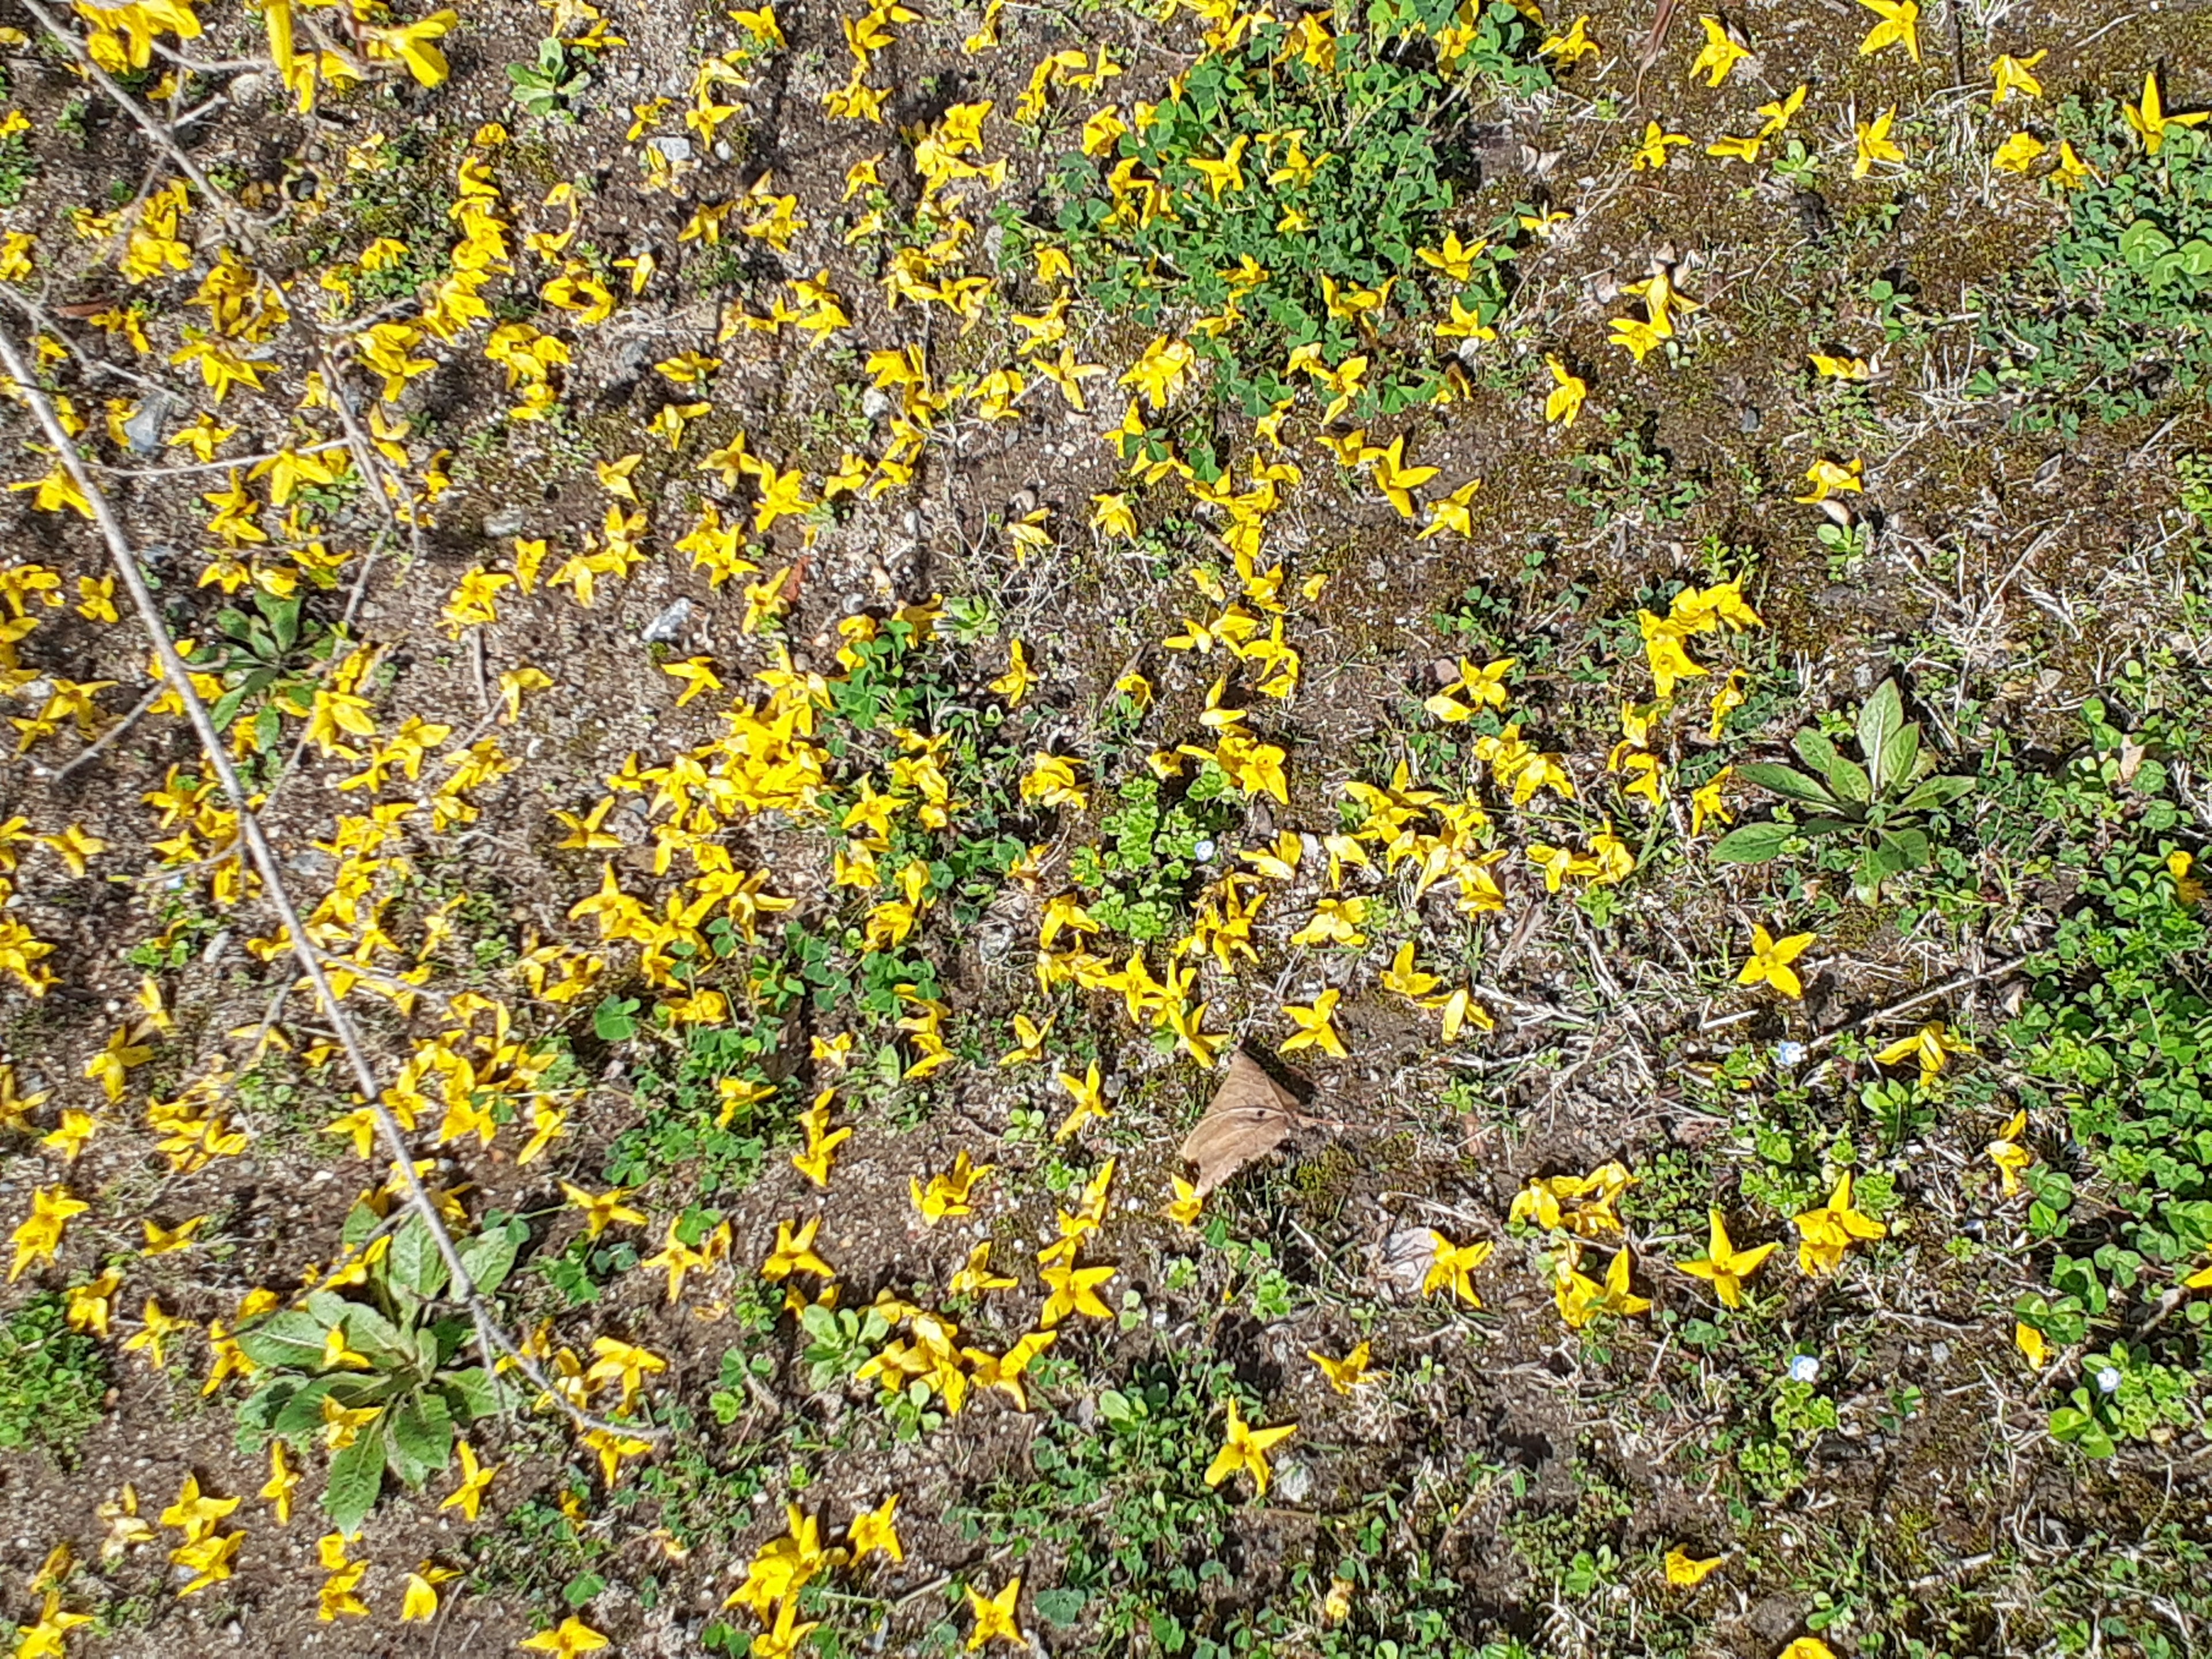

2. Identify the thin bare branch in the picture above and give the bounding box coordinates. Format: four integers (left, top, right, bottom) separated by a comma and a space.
0, 323, 659, 1444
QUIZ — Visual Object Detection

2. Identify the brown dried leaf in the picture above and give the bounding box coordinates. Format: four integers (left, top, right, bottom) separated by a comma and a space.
1180, 1049, 1308, 1195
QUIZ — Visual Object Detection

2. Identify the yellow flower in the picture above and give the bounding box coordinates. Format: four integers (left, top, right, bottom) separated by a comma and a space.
260, 1442, 298, 1524
12, 1591, 90, 1657
1555, 1246, 1651, 1328
1686, 14, 1749, 86
1038, 1259, 1115, 1325
1664, 1546, 1725, 1586
1638, 612, 1707, 700
520, 1617, 611, 1656
1993, 132, 2046, 173
1422, 1232, 1493, 1305
1542, 355, 1586, 427
1631, 122, 1692, 171
1796, 456, 1864, 503
1792, 1172, 1888, 1276
1203, 1397, 1297, 1495
141, 1215, 205, 1256
1162, 1176, 1205, 1226
1758, 84, 1809, 136
762, 1215, 834, 1281
441, 1440, 497, 1521
1021, 751, 1089, 810
913, 1149, 995, 1221
2124, 68, 2206, 155
1675, 1209, 1778, 1308
1611, 315, 1667, 361
1737, 924, 1816, 999
849, 1493, 903, 1563
1855, 0, 1919, 62
400, 1563, 460, 1621
9, 1185, 88, 1282
1537, 14, 1597, 63
1873, 1020, 1972, 1085
1854, 108, 1906, 179
1990, 51, 2045, 105
1280, 988, 1347, 1058
561, 1182, 646, 1240
1308, 1340, 1373, 1393
989, 640, 1035, 704
1120, 335, 1194, 410
965, 1575, 1027, 1650
1986, 1109, 2032, 1195
1055, 1061, 1109, 1141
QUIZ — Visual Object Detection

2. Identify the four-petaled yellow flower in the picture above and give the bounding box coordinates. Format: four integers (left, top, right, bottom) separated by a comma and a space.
763, 1216, 835, 1281
1737, 924, 1817, 999
965, 1574, 1027, 1650
1543, 355, 1587, 427
1280, 988, 1348, 1057
1687, 14, 1749, 86
1873, 1020, 1972, 1085
1792, 1172, 1888, 1276
849, 1493, 904, 1564
1857, 0, 1919, 62
1986, 1109, 2033, 1195
1308, 1340, 1374, 1394
1423, 1231, 1493, 1305
1675, 1209, 1778, 1308
1204, 1397, 1297, 1495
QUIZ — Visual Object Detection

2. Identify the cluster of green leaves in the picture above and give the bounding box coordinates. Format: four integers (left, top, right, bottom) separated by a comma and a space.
185, 589, 337, 753
829, 617, 1036, 919
0, 1293, 109, 1464
0, 128, 35, 209
1069, 771, 1236, 941
1051, 3, 1546, 418
507, 37, 592, 120
1564, 429, 1706, 529
1971, 112, 2212, 431
1995, 690, 2210, 1452
1714, 679, 1976, 900
603, 1017, 791, 1194
236, 1206, 526, 1532
949, 1351, 1283, 1654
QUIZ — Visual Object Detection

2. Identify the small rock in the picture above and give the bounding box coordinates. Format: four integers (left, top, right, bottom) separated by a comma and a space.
643, 597, 694, 646
483, 506, 528, 538
226, 71, 268, 106
861, 387, 893, 419
900, 508, 924, 539
1007, 486, 1039, 517
123, 392, 171, 453
1273, 1459, 1313, 1503
652, 134, 693, 163
1374, 1225, 1438, 1293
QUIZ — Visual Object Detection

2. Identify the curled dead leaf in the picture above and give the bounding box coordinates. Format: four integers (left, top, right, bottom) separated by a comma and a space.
1180, 1048, 1312, 1195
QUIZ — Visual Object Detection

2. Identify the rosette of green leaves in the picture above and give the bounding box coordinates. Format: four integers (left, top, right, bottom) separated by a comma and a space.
234, 1202, 528, 1533
1711, 680, 1975, 898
